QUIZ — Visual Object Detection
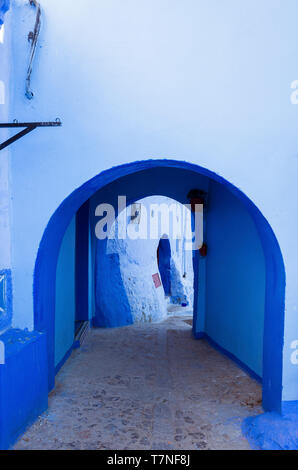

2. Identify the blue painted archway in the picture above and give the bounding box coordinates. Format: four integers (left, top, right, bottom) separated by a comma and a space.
34, 160, 285, 413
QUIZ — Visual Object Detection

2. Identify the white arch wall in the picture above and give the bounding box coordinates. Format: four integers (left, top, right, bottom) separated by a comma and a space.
3, 0, 298, 402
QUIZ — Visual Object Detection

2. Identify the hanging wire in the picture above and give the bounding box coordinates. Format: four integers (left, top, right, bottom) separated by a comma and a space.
25, 0, 41, 100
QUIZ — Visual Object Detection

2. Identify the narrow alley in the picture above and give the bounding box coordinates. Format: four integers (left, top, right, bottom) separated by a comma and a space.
15, 316, 262, 451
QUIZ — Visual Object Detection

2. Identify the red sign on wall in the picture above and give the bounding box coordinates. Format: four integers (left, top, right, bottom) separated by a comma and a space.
152, 273, 162, 289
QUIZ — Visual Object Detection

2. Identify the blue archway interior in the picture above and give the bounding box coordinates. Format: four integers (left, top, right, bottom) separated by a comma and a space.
34, 159, 285, 413
157, 237, 172, 297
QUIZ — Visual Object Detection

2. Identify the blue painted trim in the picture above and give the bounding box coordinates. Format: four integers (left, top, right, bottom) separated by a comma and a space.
195, 332, 262, 384
33, 159, 285, 412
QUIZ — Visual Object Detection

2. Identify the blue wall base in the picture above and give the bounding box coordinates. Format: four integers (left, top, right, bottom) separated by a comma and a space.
55, 342, 76, 376
0, 329, 48, 450
243, 407, 298, 450
193, 331, 205, 340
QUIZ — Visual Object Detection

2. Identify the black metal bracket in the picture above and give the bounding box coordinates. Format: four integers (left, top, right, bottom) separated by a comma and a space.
0, 120, 62, 151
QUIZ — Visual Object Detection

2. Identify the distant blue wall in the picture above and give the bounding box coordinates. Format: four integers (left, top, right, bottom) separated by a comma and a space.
55, 217, 76, 367
94, 239, 133, 328
0, 0, 9, 26
205, 181, 266, 378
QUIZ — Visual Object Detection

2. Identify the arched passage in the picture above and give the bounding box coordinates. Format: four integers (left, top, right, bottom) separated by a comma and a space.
93, 196, 193, 328
34, 160, 285, 413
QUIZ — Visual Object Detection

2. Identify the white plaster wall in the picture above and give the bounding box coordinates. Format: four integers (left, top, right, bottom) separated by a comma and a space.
3, 0, 298, 399
107, 196, 194, 323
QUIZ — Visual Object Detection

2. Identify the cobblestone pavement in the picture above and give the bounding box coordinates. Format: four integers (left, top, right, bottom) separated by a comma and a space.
15, 316, 262, 450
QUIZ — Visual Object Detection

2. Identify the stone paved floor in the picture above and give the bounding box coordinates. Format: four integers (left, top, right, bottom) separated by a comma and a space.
14, 316, 262, 450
